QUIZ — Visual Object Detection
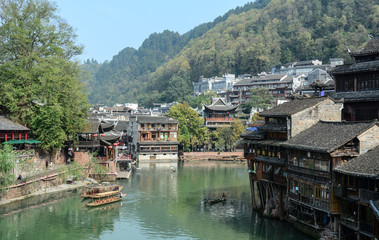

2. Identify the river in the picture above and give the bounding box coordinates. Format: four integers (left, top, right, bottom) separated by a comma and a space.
0, 161, 311, 240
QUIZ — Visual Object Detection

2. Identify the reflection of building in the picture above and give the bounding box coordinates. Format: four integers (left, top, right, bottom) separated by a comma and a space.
202, 98, 239, 130
127, 115, 179, 161
330, 38, 379, 121
334, 145, 379, 239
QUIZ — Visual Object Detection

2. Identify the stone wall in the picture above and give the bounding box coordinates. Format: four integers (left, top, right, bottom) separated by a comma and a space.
74, 151, 90, 166
358, 125, 379, 154
291, 98, 343, 137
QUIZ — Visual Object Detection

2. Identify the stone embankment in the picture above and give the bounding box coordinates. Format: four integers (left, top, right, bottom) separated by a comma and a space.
181, 151, 244, 161
0, 166, 86, 215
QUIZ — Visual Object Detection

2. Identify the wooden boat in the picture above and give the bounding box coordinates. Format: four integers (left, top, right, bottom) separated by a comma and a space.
208, 198, 226, 205
81, 185, 123, 198
86, 191, 125, 207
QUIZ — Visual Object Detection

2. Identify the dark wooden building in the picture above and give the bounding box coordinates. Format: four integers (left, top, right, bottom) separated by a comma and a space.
330, 38, 379, 121
202, 98, 239, 130
334, 145, 379, 240
241, 97, 342, 219
282, 120, 379, 233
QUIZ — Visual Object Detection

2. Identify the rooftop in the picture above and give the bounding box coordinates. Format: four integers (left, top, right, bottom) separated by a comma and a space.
259, 97, 329, 117
335, 145, 379, 179
281, 120, 377, 153
131, 115, 178, 124
0, 116, 29, 131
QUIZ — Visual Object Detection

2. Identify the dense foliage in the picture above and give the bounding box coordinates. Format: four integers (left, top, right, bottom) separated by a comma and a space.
0, 144, 15, 188
85, 0, 378, 107
0, 0, 89, 150
213, 120, 245, 152
240, 87, 274, 114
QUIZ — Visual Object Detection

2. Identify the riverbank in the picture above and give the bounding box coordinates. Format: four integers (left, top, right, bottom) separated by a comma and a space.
0, 180, 85, 215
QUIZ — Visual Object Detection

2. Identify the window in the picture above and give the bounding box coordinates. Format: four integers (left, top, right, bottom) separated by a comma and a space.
288, 156, 298, 166
289, 180, 298, 194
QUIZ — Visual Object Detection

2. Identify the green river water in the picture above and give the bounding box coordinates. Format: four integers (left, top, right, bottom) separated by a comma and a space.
0, 161, 311, 240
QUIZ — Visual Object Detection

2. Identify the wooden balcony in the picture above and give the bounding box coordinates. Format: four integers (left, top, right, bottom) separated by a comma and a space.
139, 138, 177, 142
359, 189, 379, 204
340, 216, 359, 231
205, 117, 236, 122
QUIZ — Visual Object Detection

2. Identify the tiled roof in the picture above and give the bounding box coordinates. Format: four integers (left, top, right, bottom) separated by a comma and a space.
350, 38, 379, 57
259, 97, 328, 117
0, 116, 29, 131
234, 74, 287, 86
335, 145, 379, 178
204, 105, 239, 112
332, 90, 379, 102
133, 115, 178, 124
329, 60, 379, 75
281, 120, 377, 153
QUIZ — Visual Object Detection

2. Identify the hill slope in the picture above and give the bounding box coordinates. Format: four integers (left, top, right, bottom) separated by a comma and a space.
85, 0, 378, 106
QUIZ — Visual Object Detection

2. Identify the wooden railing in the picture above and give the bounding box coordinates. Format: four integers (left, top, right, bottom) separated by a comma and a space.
139, 138, 177, 142
205, 117, 236, 122
359, 189, 379, 203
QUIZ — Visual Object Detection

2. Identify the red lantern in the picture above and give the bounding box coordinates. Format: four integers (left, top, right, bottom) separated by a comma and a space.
108, 146, 112, 149
93, 134, 98, 137
101, 134, 105, 137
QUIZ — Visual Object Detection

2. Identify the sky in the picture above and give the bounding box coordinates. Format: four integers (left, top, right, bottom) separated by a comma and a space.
53, 0, 252, 63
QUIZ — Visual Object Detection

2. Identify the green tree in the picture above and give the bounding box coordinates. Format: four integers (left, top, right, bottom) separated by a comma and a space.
186, 90, 217, 109
0, 0, 89, 150
240, 87, 274, 114
166, 103, 209, 151
0, 144, 15, 188
213, 120, 245, 151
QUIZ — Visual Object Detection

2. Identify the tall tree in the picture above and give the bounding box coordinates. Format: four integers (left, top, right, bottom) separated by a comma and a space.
0, 0, 89, 150
240, 87, 274, 114
166, 103, 209, 151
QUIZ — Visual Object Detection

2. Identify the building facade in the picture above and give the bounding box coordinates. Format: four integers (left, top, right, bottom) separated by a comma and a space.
330, 38, 379, 121
127, 115, 179, 161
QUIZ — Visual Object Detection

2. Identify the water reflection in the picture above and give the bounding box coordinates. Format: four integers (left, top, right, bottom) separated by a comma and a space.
0, 161, 311, 240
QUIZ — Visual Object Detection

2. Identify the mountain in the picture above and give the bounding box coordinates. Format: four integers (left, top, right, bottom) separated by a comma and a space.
83, 0, 378, 107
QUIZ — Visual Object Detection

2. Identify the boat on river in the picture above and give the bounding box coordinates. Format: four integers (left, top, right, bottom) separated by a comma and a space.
81, 184, 123, 199
208, 198, 226, 205
86, 191, 125, 207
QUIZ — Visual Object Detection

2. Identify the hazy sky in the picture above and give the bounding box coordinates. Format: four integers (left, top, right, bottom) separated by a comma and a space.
53, 0, 251, 63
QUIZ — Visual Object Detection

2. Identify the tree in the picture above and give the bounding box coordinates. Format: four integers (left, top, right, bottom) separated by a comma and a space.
186, 90, 217, 109
166, 103, 209, 151
0, 0, 89, 150
240, 87, 274, 114
213, 120, 245, 151
0, 144, 15, 188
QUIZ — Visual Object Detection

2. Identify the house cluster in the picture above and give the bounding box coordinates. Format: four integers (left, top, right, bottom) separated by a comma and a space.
193, 58, 343, 105
241, 38, 379, 239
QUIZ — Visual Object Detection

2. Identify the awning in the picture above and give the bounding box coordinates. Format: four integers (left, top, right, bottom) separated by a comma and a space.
3, 139, 25, 144
25, 138, 42, 144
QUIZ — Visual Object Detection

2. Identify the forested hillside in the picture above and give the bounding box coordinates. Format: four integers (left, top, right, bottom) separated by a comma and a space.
84, 0, 378, 107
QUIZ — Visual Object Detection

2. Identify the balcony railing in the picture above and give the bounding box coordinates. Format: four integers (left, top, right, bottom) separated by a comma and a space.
140, 127, 177, 131
139, 138, 177, 142
340, 216, 359, 231
359, 189, 379, 204
205, 117, 236, 122
139, 149, 178, 153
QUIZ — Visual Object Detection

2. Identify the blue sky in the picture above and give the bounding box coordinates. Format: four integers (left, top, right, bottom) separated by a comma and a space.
53, 0, 251, 63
